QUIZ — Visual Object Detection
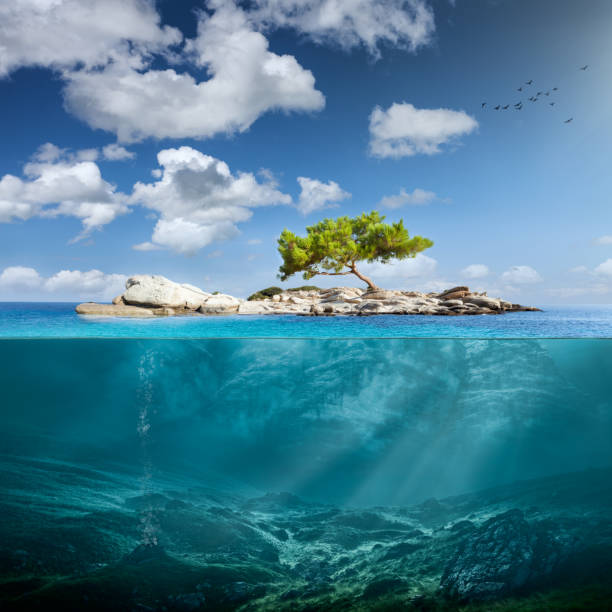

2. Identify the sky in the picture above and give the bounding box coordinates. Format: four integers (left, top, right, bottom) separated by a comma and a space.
1, 0, 611, 303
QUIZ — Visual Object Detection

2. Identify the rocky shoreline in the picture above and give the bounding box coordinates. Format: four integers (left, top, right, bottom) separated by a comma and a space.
76, 275, 540, 317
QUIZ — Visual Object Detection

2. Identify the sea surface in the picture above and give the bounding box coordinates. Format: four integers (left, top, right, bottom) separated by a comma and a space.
2, 301, 612, 337
1, 304, 612, 610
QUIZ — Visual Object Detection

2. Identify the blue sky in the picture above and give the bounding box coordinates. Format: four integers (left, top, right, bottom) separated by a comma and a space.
1, 0, 611, 302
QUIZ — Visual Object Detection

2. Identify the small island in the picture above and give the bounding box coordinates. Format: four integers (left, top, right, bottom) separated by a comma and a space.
76, 212, 540, 317
76, 276, 539, 318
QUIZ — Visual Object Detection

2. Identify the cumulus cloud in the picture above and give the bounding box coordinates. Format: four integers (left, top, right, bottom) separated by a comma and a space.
362, 253, 437, 281
44, 269, 127, 296
595, 259, 612, 277
0, 144, 129, 240
62, 2, 324, 142
0, 0, 180, 77
102, 144, 136, 161
0, 266, 43, 290
297, 177, 351, 215
131, 146, 291, 255
461, 264, 489, 279
500, 265, 542, 285
378, 187, 437, 208
369, 102, 478, 158
248, 0, 435, 56
0, 266, 127, 299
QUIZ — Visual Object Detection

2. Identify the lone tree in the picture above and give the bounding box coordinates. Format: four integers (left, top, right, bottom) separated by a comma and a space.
277, 211, 433, 291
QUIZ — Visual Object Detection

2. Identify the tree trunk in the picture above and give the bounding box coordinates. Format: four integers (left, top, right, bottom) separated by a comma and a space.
350, 265, 378, 291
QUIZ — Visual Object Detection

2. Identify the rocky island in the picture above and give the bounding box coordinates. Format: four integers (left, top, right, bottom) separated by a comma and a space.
76, 274, 540, 317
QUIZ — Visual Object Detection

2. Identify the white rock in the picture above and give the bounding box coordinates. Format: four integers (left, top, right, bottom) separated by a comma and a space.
123, 275, 211, 309
238, 301, 269, 314
199, 294, 242, 314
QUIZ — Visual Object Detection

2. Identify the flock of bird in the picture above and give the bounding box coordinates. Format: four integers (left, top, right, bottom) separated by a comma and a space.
481, 65, 589, 124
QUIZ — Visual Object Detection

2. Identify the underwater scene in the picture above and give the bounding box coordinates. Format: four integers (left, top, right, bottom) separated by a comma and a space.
1, 338, 612, 611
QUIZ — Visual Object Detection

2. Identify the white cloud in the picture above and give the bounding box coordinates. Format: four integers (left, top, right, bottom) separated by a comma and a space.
0, 0, 180, 77
362, 253, 437, 281
461, 264, 489, 279
102, 144, 136, 161
132, 242, 160, 251
0, 266, 43, 289
500, 265, 542, 285
44, 269, 127, 297
569, 265, 588, 274
0, 266, 127, 299
248, 0, 435, 56
0, 144, 129, 240
131, 146, 291, 255
369, 102, 478, 158
594, 235, 612, 245
62, 2, 324, 142
297, 177, 351, 215
595, 259, 612, 277
378, 187, 437, 208
247, 238, 263, 245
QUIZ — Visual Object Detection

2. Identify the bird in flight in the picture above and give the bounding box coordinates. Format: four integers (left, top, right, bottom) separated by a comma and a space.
494, 105, 501, 110
536, 91, 542, 96
517, 86, 523, 92
515, 103, 523, 110
552, 87, 558, 91
549, 102, 555, 106
529, 96, 537, 102
580, 65, 588, 70
564, 118, 573, 123
481, 102, 487, 108
502, 104, 509, 109
545, 91, 550, 96
526, 80, 533, 85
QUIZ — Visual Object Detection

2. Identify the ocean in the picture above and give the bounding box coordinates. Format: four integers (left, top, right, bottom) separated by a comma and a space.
1, 304, 611, 610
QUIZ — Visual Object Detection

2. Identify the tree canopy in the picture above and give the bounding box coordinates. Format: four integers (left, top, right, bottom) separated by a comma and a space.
277, 211, 433, 290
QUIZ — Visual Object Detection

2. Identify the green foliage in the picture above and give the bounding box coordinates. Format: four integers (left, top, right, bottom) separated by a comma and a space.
287, 285, 320, 292
247, 286, 283, 301
247, 285, 323, 301
277, 211, 433, 289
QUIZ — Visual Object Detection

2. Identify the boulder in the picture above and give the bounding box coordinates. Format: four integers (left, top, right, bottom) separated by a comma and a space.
111, 294, 124, 305
438, 286, 470, 299
75, 303, 155, 317
463, 296, 502, 310
440, 509, 573, 602
199, 294, 242, 314
122, 275, 211, 309
238, 301, 269, 315
439, 290, 470, 300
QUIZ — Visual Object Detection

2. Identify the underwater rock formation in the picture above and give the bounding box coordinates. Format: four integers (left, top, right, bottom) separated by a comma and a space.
440, 508, 575, 601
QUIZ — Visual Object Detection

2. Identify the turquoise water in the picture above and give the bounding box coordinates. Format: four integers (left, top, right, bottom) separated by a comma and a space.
3, 302, 612, 337
1, 337, 612, 609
